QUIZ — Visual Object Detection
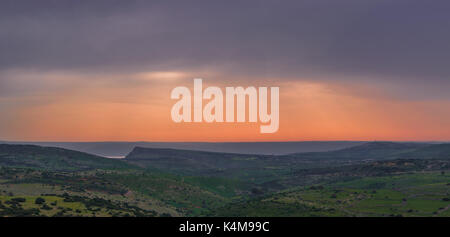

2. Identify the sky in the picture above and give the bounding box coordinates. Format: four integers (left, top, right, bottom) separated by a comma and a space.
1, 0, 450, 142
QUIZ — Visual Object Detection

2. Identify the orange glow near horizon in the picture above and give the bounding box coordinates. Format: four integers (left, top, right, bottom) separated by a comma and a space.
2, 72, 450, 142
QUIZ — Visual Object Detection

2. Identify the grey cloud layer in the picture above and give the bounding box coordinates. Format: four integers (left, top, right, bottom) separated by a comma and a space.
1, 0, 450, 85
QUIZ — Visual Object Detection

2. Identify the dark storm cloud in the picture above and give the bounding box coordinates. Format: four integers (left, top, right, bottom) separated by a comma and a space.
1, 0, 450, 83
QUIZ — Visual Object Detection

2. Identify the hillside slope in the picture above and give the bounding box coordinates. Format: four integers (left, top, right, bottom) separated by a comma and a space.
0, 144, 136, 171
286, 142, 450, 161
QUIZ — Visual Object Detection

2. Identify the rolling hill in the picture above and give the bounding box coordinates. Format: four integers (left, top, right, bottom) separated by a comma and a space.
0, 144, 136, 171
124, 147, 295, 177
124, 142, 450, 175
286, 142, 431, 161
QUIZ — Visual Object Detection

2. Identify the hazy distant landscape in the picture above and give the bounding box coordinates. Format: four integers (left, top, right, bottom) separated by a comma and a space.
0, 141, 449, 217
0, 141, 365, 157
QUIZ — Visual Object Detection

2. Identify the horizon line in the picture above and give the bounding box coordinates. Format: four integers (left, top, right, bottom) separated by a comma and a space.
1, 140, 449, 143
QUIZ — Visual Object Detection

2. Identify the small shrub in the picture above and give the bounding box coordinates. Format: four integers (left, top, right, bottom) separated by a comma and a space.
11, 197, 26, 203
35, 197, 46, 205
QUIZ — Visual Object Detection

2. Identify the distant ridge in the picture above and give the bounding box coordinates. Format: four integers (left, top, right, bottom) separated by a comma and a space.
288, 142, 450, 161
397, 143, 450, 159
125, 142, 450, 162
0, 141, 364, 156
2, 142, 449, 175
125, 147, 260, 160
121, 142, 450, 177
124, 146, 275, 175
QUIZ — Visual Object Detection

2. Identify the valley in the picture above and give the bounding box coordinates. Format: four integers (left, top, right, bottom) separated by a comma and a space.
0, 142, 449, 217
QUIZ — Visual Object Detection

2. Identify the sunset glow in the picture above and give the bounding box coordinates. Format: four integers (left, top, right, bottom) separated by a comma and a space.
2, 71, 450, 142
1, 1, 450, 142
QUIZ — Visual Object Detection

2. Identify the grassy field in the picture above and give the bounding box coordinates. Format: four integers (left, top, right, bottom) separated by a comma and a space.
213, 172, 450, 217
0, 194, 155, 217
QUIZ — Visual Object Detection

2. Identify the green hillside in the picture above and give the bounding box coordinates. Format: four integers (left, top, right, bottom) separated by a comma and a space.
124, 147, 304, 181
0, 144, 136, 171
287, 142, 450, 162
213, 172, 450, 217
